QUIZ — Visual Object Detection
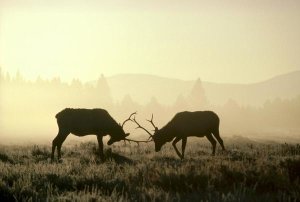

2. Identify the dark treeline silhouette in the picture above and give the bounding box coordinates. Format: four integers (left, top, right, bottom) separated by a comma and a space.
0, 69, 300, 143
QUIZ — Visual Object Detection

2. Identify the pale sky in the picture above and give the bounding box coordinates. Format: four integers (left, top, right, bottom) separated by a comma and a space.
0, 0, 299, 83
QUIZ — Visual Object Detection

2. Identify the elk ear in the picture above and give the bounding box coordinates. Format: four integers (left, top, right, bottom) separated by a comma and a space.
155, 127, 158, 132
125, 133, 130, 137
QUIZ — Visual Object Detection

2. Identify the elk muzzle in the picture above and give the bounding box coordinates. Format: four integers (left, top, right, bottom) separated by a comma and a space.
155, 143, 162, 152
108, 133, 129, 145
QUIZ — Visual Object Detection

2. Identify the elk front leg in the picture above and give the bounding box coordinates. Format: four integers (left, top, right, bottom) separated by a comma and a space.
97, 135, 105, 161
181, 137, 187, 159
51, 135, 59, 161
172, 137, 183, 159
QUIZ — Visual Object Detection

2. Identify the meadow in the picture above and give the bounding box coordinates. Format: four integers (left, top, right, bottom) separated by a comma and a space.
0, 136, 299, 202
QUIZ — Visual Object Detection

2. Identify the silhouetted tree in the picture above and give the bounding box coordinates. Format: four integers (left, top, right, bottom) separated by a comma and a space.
71, 78, 83, 89
15, 70, 24, 83
36, 76, 43, 84
121, 94, 138, 110
224, 98, 239, 110
96, 74, 113, 107
173, 94, 188, 112
51, 77, 62, 86
144, 96, 167, 125
188, 78, 208, 110
5, 72, 11, 83
114, 94, 141, 125
146, 97, 161, 111
97, 75, 111, 95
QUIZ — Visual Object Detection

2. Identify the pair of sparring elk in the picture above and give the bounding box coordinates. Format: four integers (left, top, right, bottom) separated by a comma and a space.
51, 108, 225, 161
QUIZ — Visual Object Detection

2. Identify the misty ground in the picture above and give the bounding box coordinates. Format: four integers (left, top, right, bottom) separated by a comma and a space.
0, 136, 299, 201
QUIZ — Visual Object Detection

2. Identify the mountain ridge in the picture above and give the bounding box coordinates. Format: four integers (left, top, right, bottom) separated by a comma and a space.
100, 70, 300, 106
108, 70, 300, 85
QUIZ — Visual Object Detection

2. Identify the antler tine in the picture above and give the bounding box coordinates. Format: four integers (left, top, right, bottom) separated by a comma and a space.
131, 116, 154, 138
122, 111, 137, 128
146, 113, 157, 130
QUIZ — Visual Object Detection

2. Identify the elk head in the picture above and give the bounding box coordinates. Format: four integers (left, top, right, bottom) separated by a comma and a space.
107, 112, 135, 145
130, 114, 167, 152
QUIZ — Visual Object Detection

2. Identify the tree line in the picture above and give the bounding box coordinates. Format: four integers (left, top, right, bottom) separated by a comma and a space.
0, 69, 299, 141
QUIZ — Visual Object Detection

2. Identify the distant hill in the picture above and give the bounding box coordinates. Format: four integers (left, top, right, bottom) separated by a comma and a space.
203, 70, 300, 106
106, 74, 193, 105
104, 71, 300, 106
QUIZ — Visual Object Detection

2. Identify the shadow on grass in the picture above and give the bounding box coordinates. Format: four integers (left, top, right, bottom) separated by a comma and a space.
50, 148, 135, 165
103, 149, 135, 165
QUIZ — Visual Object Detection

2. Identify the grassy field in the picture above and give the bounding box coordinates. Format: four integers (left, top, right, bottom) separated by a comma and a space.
0, 137, 300, 201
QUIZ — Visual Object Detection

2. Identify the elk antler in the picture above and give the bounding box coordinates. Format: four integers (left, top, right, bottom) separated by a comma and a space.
121, 112, 137, 128
131, 116, 154, 138
146, 114, 158, 132
124, 138, 153, 144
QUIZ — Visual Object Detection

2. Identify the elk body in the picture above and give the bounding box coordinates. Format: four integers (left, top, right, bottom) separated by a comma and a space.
51, 108, 133, 161
132, 111, 225, 159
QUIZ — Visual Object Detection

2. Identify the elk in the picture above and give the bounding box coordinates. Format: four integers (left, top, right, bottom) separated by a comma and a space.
131, 111, 225, 159
51, 108, 138, 161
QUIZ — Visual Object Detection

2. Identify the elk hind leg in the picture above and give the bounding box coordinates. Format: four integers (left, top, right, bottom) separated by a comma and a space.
172, 137, 183, 159
51, 131, 65, 161
212, 128, 225, 151
55, 131, 69, 160
206, 134, 217, 155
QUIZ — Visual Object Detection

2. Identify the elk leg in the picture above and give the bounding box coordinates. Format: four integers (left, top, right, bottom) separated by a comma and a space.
206, 134, 217, 155
56, 132, 69, 160
172, 137, 183, 159
212, 128, 225, 151
97, 135, 105, 161
181, 137, 187, 159
51, 135, 59, 161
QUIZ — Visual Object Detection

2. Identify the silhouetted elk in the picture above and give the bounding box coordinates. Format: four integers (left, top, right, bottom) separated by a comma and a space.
51, 108, 136, 161
131, 111, 226, 159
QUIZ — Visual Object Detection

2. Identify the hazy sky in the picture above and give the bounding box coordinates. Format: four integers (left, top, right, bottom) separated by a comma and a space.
0, 0, 299, 83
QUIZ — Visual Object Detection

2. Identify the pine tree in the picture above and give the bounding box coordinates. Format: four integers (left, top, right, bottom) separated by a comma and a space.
173, 94, 188, 112
71, 78, 82, 89
188, 78, 208, 110
95, 74, 113, 107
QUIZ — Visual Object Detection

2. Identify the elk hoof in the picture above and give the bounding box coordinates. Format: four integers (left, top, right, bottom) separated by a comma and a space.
100, 156, 106, 162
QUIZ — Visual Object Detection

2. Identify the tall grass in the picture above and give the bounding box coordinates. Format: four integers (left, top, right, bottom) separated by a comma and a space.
0, 138, 299, 201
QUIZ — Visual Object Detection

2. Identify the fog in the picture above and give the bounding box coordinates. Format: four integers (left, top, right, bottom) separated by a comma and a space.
1, 1, 300, 144
1, 0, 300, 83
1, 71, 299, 144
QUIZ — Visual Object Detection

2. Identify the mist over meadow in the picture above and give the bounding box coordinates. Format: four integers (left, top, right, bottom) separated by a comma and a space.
1, 1, 300, 201
1, 69, 299, 144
